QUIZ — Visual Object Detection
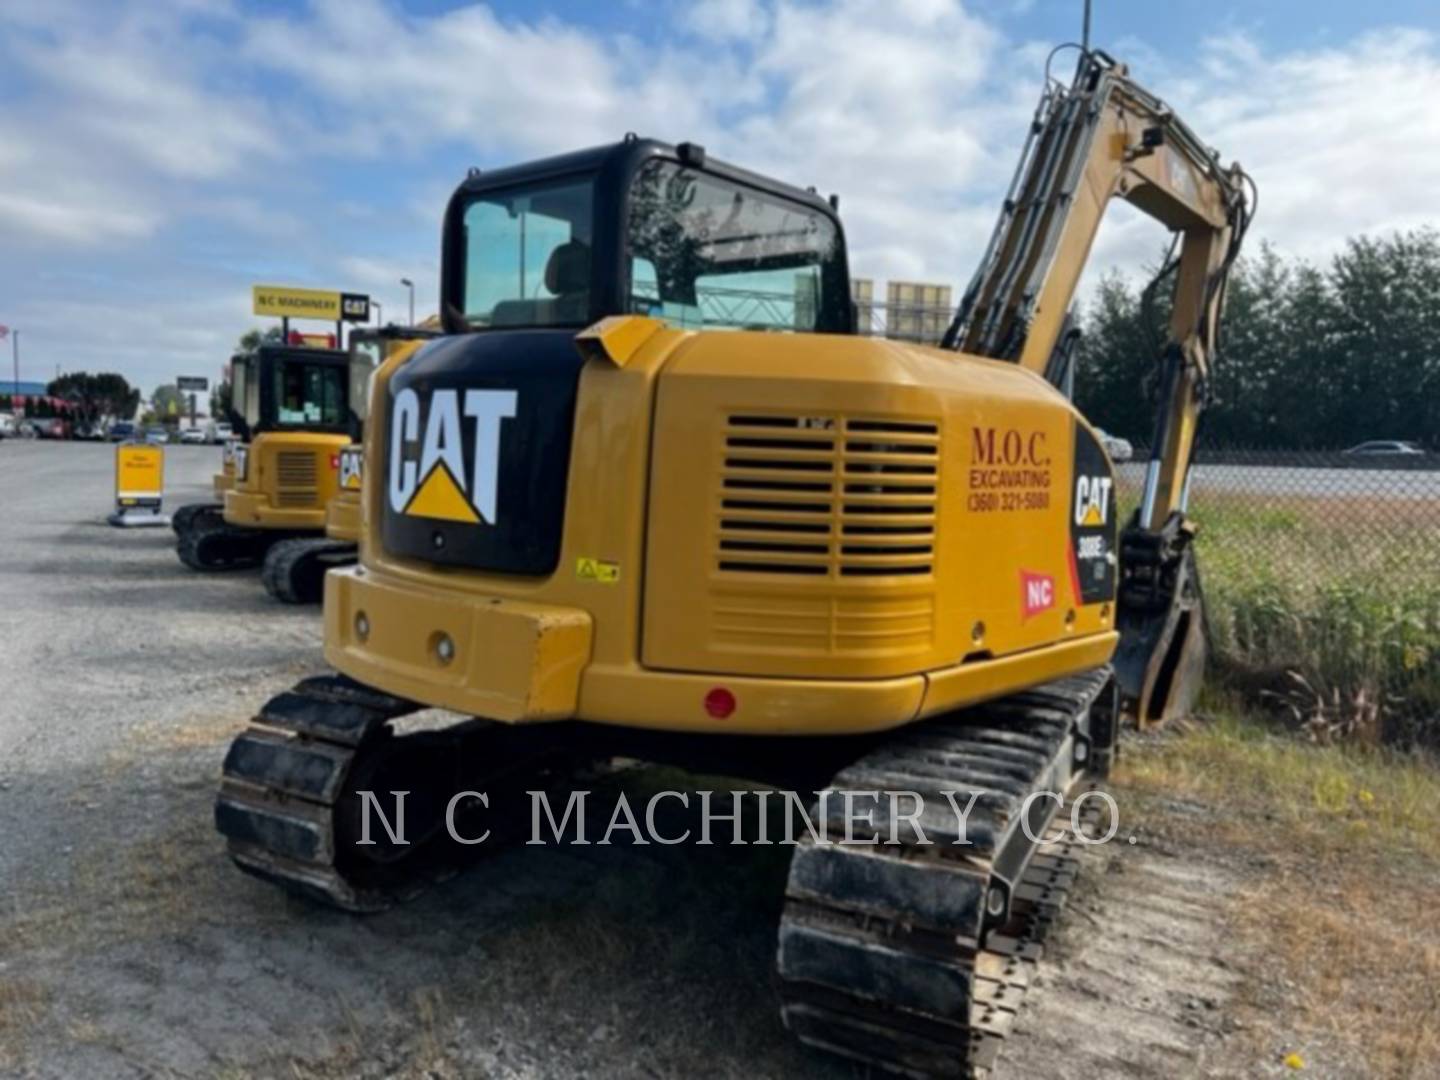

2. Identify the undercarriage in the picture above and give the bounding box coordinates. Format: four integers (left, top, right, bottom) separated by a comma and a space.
216, 667, 1117, 1076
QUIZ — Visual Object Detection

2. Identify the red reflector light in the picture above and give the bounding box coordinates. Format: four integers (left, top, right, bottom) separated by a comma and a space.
704, 687, 736, 719
329, 454, 340, 470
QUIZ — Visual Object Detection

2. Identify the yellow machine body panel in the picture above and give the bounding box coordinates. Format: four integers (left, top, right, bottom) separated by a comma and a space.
644, 332, 1114, 679
324, 445, 364, 543
224, 431, 350, 531
212, 446, 236, 497
324, 488, 361, 543
325, 325, 1119, 735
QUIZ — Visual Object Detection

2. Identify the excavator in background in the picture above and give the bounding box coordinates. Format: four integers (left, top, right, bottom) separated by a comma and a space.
170, 439, 239, 538
216, 49, 1252, 1077
174, 344, 370, 594
261, 325, 439, 603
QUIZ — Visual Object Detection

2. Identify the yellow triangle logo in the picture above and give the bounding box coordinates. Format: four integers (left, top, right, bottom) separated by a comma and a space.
1081, 503, 1104, 527
404, 462, 481, 524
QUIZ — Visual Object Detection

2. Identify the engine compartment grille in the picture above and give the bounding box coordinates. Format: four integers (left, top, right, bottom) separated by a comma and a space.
275, 451, 318, 507
276, 451, 318, 487
717, 414, 940, 578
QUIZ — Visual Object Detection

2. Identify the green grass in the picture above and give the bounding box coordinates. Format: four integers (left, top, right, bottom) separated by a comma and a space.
1119, 481, 1440, 743
1121, 704, 1440, 860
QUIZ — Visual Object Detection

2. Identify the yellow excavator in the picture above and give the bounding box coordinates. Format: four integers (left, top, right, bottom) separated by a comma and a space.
170, 438, 238, 537
174, 343, 369, 596
261, 327, 439, 602
216, 50, 1252, 1076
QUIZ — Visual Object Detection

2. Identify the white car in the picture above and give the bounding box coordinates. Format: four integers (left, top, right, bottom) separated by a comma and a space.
212, 422, 234, 444
180, 428, 209, 444
1343, 440, 1425, 457
0, 413, 15, 439
1095, 427, 1134, 462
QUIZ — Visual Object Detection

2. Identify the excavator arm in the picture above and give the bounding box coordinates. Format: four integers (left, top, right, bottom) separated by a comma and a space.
945, 48, 1254, 725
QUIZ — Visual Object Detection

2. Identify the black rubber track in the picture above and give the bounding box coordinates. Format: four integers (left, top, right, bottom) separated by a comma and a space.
775, 668, 1114, 1078
215, 675, 582, 912
261, 537, 356, 604
171, 501, 221, 537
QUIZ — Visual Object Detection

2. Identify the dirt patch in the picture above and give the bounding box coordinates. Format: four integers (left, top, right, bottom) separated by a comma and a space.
1117, 715, 1440, 1078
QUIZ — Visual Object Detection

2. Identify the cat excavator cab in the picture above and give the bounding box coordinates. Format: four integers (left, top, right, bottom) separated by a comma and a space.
216, 49, 1251, 1077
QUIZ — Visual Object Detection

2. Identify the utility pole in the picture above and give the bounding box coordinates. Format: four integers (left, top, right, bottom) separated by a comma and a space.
400, 278, 415, 327
12, 329, 19, 400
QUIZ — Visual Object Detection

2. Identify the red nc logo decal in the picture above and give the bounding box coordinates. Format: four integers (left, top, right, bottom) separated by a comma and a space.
1020, 569, 1055, 620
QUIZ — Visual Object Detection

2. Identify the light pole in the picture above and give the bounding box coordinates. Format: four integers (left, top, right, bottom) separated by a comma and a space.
400, 278, 415, 327
372, 300, 384, 327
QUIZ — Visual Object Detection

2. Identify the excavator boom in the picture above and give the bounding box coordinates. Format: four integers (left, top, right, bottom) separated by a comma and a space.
946, 49, 1254, 723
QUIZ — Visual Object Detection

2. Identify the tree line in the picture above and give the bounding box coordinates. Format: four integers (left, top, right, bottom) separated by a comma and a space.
1075, 229, 1440, 451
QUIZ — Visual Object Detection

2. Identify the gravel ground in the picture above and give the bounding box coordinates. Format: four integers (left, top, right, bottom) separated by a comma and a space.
0, 441, 1277, 1079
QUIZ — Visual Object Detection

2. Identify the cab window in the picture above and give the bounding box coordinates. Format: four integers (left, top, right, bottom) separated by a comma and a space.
625, 159, 845, 332
273, 361, 346, 427
461, 176, 595, 328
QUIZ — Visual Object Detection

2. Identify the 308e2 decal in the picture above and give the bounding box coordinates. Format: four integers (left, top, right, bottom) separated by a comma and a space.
1068, 421, 1118, 605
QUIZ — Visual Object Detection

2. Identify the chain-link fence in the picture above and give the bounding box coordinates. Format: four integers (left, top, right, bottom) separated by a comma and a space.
1114, 444, 1440, 745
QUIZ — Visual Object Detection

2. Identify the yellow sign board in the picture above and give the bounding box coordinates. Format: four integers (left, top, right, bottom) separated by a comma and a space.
252, 285, 371, 323
116, 444, 164, 507
253, 285, 343, 321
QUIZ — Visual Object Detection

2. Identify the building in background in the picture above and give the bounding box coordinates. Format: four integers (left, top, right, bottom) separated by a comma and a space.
849, 279, 955, 344
884, 281, 953, 344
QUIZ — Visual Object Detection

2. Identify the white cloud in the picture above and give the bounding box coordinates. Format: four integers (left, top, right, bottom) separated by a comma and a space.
1187, 29, 1440, 259
683, 0, 770, 42
4, 1, 1440, 393
0, 192, 158, 246
0, 2, 279, 252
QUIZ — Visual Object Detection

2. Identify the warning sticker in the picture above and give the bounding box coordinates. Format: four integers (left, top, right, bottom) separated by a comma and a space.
576, 556, 620, 584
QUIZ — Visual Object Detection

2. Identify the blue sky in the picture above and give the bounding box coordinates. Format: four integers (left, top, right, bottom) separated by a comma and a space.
3, 0, 1439, 394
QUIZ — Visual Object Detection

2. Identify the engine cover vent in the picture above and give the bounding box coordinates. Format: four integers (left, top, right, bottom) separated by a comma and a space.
717, 414, 939, 578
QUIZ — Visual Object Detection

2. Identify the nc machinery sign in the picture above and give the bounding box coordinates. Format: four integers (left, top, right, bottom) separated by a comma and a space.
253, 285, 371, 323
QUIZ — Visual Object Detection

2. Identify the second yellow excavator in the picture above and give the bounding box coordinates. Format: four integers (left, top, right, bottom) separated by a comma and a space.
259, 326, 438, 602
217, 49, 1252, 1076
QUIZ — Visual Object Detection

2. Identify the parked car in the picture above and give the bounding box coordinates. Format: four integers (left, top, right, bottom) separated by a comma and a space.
1095, 427, 1134, 462
108, 421, 137, 442
25, 417, 69, 439
145, 426, 171, 445
0, 413, 15, 439
1343, 440, 1425, 456
74, 422, 106, 441
179, 428, 209, 444
212, 422, 234, 444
